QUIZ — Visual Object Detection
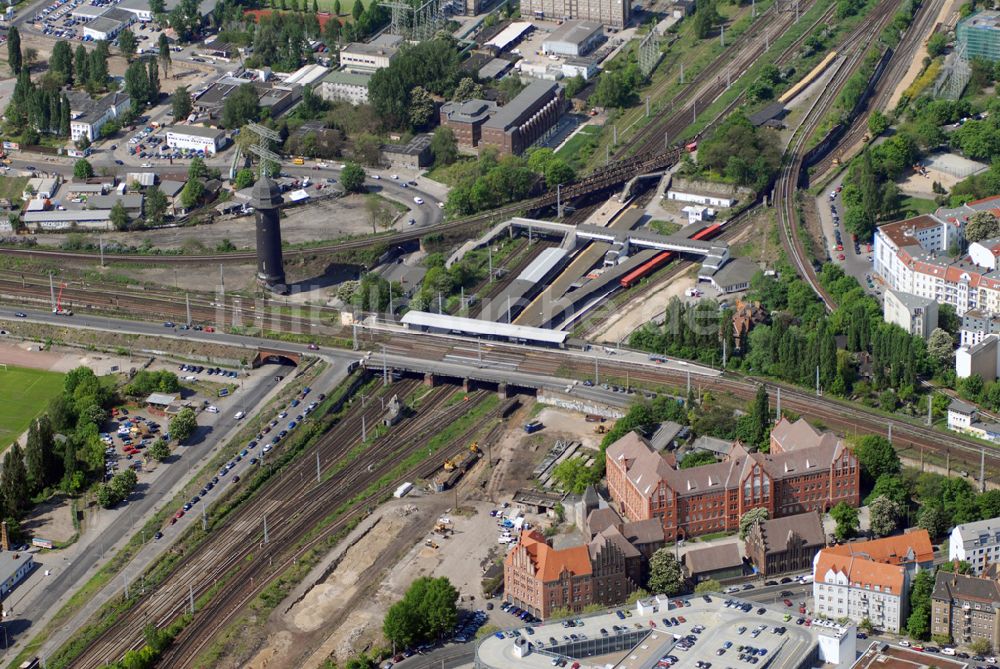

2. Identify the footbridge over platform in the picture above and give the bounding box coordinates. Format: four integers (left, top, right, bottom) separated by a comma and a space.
576, 225, 728, 258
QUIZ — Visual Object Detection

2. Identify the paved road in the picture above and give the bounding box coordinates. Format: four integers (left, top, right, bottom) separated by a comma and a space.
2, 365, 288, 661
5, 155, 445, 230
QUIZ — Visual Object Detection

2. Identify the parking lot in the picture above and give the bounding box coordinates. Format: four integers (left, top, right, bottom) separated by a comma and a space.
476, 594, 840, 669
820, 183, 880, 296
157, 383, 323, 538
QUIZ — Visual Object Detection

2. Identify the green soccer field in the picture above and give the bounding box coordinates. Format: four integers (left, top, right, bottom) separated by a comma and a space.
0, 365, 65, 447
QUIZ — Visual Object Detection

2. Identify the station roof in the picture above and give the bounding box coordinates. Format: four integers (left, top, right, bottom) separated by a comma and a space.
517, 247, 568, 283
400, 310, 567, 344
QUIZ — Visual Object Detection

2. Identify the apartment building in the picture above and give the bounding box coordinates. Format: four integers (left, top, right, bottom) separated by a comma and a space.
605, 418, 859, 542
873, 197, 1000, 318
931, 568, 1000, 651
949, 517, 1000, 574
812, 532, 933, 632
503, 529, 635, 619
883, 288, 939, 338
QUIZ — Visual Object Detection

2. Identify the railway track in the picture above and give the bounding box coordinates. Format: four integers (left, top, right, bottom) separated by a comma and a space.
809, 0, 947, 177
63, 378, 511, 669
617, 0, 831, 158
775, 0, 902, 310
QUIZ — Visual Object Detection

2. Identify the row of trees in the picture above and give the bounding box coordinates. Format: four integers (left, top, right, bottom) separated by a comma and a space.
124, 58, 162, 113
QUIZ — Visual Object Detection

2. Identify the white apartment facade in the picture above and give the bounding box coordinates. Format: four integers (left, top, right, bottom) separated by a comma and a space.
949, 517, 1000, 574
70, 92, 131, 143
813, 552, 907, 633
873, 198, 1000, 318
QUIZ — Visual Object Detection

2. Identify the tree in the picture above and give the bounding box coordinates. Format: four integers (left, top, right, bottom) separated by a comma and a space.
551, 458, 600, 494
679, 450, 718, 469
179, 179, 204, 210
234, 168, 256, 189
830, 501, 859, 541
146, 438, 170, 463
977, 489, 1000, 519
188, 156, 207, 180
7, 27, 21, 76
51, 40, 74, 86
171, 86, 193, 121
927, 31, 948, 57
150, 0, 166, 14
867, 110, 889, 137
747, 385, 770, 447
866, 474, 911, 507
146, 58, 160, 104
146, 185, 168, 225
364, 194, 396, 234
868, 495, 903, 538
340, 162, 366, 192
169, 408, 197, 443
965, 210, 1000, 243
334, 0, 341, 13
916, 505, 948, 538
124, 60, 150, 111
408, 86, 435, 128
926, 328, 954, 366
1, 445, 29, 517
694, 579, 722, 594
544, 158, 575, 190
452, 77, 485, 102
109, 201, 130, 231
738, 507, 769, 539
970, 638, 993, 655
158, 33, 172, 78
73, 159, 94, 179
647, 549, 686, 595
221, 83, 262, 129
352, 0, 363, 19
906, 570, 934, 640
853, 434, 900, 488
24, 420, 46, 494
430, 126, 458, 167
109, 468, 138, 501
119, 28, 138, 62
383, 577, 458, 648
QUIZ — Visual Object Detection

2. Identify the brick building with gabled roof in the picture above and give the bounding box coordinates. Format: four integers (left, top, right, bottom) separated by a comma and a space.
744, 511, 826, 576
605, 418, 859, 541
504, 529, 636, 619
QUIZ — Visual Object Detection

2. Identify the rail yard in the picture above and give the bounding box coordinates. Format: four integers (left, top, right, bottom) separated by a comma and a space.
0, 0, 989, 664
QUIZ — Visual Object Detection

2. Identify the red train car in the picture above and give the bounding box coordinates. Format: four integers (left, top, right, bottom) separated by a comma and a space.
618, 223, 724, 288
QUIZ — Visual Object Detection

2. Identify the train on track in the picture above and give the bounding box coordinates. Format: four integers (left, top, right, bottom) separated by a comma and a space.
619, 222, 725, 288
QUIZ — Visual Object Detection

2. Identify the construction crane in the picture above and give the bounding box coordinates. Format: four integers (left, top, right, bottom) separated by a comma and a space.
49, 273, 72, 316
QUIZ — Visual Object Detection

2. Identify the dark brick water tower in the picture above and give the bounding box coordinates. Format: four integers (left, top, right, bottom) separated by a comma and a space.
250, 175, 287, 293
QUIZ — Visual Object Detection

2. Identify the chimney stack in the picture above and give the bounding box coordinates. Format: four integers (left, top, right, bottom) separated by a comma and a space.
2, 521, 9, 552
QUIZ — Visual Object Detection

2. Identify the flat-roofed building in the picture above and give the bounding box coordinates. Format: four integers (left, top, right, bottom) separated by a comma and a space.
340, 34, 403, 73
521, 0, 629, 29
439, 98, 498, 149
481, 80, 565, 155
542, 20, 605, 57
317, 69, 372, 105
883, 288, 939, 338
949, 516, 1000, 574
164, 125, 228, 155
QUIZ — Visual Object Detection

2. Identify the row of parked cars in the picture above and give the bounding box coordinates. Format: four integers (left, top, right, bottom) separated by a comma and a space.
499, 600, 539, 623
178, 363, 237, 379
162, 386, 324, 537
